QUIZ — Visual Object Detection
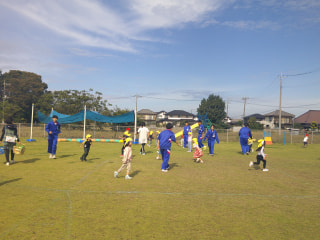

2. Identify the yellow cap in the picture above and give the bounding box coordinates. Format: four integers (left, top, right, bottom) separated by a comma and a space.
257, 139, 264, 148
86, 134, 92, 139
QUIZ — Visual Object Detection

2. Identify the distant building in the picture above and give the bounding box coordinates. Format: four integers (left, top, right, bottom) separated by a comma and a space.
157, 110, 197, 126
137, 109, 157, 125
263, 110, 295, 129
295, 110, 320, 129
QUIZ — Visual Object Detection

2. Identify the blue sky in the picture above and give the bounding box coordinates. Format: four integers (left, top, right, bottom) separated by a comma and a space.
0, 0, 319, 119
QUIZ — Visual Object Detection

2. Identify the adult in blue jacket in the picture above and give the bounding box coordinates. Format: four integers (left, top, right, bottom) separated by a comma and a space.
157, 123, 179, 172
45, 115, 61, 159
183, 122, 191, 148
239, 123, 252, 155
204, 124, 219, 155
197, 120, 205, 148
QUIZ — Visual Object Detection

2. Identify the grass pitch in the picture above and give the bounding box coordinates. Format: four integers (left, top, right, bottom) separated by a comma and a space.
0, 139, 319, 239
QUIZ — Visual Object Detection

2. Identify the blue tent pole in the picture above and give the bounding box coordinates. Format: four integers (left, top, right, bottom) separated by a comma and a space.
284, 131, 286, 145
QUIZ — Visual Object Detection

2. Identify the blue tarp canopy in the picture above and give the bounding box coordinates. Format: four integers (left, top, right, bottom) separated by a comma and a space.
38, 109, 134, 124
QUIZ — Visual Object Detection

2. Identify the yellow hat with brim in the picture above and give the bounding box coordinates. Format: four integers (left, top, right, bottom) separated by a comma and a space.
257, 139, 264, 148
86, 134, 92, 139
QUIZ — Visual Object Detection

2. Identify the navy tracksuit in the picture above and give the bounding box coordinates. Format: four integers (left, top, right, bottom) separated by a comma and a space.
197, 124, 205, 148
158, 129, 176, 170
204, 129, 219, 154
183, 125, 191, 148
238, 127, 252, 154
45, 121, 61, 155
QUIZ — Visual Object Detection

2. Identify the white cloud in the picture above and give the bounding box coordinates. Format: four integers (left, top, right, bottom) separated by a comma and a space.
0, 0, 232, 53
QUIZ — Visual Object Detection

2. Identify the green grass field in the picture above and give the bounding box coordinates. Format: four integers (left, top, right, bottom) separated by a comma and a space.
0, 139, 319, 240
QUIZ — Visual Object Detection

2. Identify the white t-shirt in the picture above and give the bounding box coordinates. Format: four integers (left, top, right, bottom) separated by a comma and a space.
138, 127, 149, 144
303, 136, 308, 142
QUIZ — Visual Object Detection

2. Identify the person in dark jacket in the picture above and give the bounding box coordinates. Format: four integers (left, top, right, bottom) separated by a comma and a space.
0, 117, 21, 165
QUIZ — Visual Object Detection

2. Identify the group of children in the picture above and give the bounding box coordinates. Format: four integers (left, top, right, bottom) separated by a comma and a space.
0, 115, 270, 177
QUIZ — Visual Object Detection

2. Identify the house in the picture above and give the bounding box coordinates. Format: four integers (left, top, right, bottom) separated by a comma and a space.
294, 110, 320, 129
156, 110, 167, 121
263, 110, 295, 129
157, 110, 197, 126
137, 109, 157, 125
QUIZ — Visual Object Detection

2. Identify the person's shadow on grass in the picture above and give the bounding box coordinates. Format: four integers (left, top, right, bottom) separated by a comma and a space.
58, 154, 77, 158
130, 170, 141, 177
168, 163, 179, 170
0, 178, 22, 187
19, 158, 41, 164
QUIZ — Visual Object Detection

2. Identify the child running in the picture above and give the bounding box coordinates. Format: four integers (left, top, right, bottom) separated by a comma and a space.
249, 139, 269, 172
157, 123, 179, 172
192, 138, 203, 163
303, 133, 309, 147
80, 134, 92, 161
114, 137, 133, 180
120, 128, 131, 157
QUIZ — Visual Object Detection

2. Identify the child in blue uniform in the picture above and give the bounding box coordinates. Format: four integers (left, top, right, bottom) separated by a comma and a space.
183, 122, 191, 148
157, 123, 180, 172
197, 120, 205, 148
239, 123, 252, 155
45, 115, 61, 159
203, 124, 219, 155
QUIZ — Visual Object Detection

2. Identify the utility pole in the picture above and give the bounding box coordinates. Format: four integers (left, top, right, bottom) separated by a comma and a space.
226, 99, 229, 119
279, 73, 282, 135
242, 97, 247, 124
134, 94, 141, 142
2, 78, 6, 124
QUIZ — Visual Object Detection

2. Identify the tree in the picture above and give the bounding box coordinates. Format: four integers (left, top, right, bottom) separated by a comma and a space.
0, 70, 48, 122
247, 117, 264, 130
50, 89, 112, 115
310, 121, 318, 131
197, 94, 226, 126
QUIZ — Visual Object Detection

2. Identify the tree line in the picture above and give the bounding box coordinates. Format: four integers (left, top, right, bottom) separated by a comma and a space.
0, 70, 129, 123
0, 70, 232, 128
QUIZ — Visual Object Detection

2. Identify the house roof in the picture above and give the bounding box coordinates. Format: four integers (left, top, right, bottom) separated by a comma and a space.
137, 109, 157, 115
295, 110, 320, 124
166, 110, 195, 116
264, 110, 295, 117
244, 113, 265, 120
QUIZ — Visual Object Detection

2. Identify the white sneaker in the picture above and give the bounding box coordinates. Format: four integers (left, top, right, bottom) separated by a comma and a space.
161, 169, 168, 172
249, 161, 253, 167
114, 171, 118, 178
6, 162, 9, 166
262, 168, 269, 172
52, 155, 56, 159
125, 175, 132, 180
49, 154, 52, 159
11, 160, 15, 164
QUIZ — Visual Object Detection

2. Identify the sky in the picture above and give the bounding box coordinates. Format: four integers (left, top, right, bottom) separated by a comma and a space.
0, 0, 319, 119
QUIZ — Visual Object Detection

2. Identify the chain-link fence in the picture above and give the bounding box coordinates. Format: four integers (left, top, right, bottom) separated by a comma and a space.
4, 123, 319, 144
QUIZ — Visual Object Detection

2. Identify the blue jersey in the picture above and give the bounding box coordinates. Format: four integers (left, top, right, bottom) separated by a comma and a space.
45, 121, 61, 135
158, 129, 176, 149
198, 124, 205, 136
204, 129, 219, 143
183, 125, 191, 135
239, 127, 252, 139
